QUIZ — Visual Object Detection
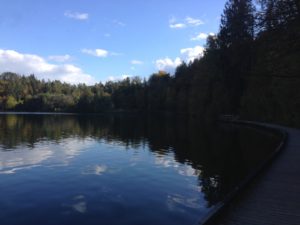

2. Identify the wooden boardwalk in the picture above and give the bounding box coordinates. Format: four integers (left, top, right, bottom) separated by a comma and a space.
212, 124, 300, 225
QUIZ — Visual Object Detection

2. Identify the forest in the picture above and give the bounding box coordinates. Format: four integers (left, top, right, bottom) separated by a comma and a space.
0, 0, 299, 126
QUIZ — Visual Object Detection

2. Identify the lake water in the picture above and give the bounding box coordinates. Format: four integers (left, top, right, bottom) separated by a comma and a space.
0, 113, 280, 225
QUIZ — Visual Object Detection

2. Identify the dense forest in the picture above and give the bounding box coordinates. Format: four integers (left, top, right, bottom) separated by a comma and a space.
0, 0, 299, 126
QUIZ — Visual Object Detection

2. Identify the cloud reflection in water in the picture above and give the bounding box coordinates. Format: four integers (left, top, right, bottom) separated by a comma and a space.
0, 138, 95, 174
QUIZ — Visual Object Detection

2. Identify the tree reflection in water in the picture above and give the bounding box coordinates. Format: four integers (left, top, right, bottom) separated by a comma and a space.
0, 113, 280, 207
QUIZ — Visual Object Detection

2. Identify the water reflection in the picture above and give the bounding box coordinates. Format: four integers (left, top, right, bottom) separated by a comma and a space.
0, 137, 95, 174
82, 165, 108, 176
0, 114, 281, 225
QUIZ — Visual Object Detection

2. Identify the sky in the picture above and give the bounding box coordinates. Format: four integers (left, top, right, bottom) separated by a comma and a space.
0, 0, 227, 84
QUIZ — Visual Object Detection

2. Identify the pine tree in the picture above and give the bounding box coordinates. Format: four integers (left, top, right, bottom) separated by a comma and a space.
258, 0, 299, 31
217, 0, 256, 113
218, 0, 255, 48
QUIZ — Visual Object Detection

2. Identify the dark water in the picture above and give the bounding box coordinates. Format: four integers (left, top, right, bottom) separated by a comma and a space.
0, 113, 280, 225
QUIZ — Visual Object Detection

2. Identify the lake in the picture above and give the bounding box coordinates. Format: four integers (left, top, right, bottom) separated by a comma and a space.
0, 113, 280, 225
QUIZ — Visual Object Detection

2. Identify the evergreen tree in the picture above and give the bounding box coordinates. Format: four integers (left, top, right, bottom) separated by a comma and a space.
219, 0, 255, 48
257, 0, 299, 31
218, 0, 255, 113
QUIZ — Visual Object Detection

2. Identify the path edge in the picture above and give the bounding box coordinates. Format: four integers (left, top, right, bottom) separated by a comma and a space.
198, 120, 288, 225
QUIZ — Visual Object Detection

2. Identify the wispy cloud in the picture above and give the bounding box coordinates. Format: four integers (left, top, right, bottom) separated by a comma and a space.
0, 49, 95, 84
107, 74, 132, 82
131, 60, 143, 65
81, 48, 108, 58
169, 17, 186, 29
170, 23, 186, 29
185, 17, 204, 26
81, 49, 123, 58
48, 54, 72, 63
64, 11, 89, 20
113, 19, 126, 27
169, 16, 204, 29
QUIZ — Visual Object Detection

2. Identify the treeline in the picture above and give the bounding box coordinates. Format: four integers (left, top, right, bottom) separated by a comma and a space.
0, 73, 148, 112
0, 0, 299, 126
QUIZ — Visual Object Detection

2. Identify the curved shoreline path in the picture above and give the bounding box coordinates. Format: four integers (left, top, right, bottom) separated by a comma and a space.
213, 123, 300, 225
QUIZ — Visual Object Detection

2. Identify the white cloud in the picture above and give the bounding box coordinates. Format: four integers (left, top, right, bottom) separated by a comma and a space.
107, 76, 115, 81
169, 17, 187, 29
131, 60, 143, 65
155, 57, 182, 72
81, 48, 108, 58
191, 32, 216, 41
169, 16, 204, 29
81, 49, 122, 58
48, 54, 71, 63
180, 46, 205, 62
0, 49, 95, 84
155, 45, 205, 72
107, 74, 132, 82
170, 23, 186, 29
185, 17, 204, 26
191, 32, 208, 41
64, 11, 89, 20
122, 74, 131, 79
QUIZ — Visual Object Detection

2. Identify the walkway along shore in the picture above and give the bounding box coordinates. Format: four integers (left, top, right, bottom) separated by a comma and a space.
202, 121, 300, 225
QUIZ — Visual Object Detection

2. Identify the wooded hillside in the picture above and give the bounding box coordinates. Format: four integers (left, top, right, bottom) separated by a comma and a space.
1, 0, 299, 126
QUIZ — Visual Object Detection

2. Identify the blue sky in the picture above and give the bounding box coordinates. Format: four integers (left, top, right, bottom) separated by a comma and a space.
0, 0, 227, 84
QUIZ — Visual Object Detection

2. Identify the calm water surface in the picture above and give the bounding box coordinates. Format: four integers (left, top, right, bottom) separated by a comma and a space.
0, 114, 280, 225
